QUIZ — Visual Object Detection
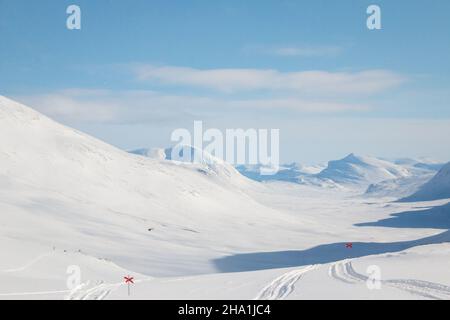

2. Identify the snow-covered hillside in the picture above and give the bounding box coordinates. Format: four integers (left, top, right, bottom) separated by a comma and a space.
1, 95, 449, 300
236, 154, 435, 191
364, 174, 435, 199
135, 148, 441, 195
235, 155, 441, 193
0, 95, 290, 277
393, 158, 444, 172
316, 153, 410, 187
235, 163, 325, 183
363, 158, 442, 199
401, 162, 450, 202
129, 146, 245, 183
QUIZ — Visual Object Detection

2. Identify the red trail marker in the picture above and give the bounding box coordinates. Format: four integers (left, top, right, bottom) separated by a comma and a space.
124, 275, 134, 296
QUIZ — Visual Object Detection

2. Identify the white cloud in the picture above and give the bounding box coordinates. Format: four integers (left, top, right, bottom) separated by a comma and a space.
19, 91, 118, 122
273, 46, 342, 57
12, 65, 405, 125
244, 44, 343, 57
226, 99, 368, 112
134, 65, 406, 94
15, 89, 369, 124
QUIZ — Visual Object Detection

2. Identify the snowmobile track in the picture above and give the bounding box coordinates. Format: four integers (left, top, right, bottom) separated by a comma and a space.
255, 265, 317, 300
329, 260, 450, 300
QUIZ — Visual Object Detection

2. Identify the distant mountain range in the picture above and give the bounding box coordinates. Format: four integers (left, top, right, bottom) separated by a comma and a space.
131, 147, 448, 200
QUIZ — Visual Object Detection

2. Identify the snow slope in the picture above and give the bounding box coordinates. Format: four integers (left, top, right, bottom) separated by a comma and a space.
236, 163, 325, 183
401, 162, 450, 202
235, 155, 438, 192
104, 242, 450, 300
364, 157, 441, 199
1, 95, 449, 300
364, 174, 435, 199
0, 95, 293, 277
129, 146, 245, 184
393, 158, 444, 172
316, 153, 410, 187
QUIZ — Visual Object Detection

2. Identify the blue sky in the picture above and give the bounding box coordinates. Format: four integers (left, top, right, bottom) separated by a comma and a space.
1, 0, 450, 163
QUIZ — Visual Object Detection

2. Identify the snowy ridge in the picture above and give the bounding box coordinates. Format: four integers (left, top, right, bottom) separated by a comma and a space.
364, 174, 435, 199
0, 95, 282, 277
401, 162, 450, 202
316, 153, 410, 187
393, 158, 445, 172
236, 163, 325, 184
129, 145, 245, 184
236, 154, 435, 191
1, 95, 449, 300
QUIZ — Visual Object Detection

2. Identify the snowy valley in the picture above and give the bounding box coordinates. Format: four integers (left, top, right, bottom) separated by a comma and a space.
0, 96, 449, 300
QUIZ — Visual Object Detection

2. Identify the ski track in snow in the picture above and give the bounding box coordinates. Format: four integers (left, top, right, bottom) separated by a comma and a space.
0, 279, 114, 300
328, 260, 359, 284
0, 252, 53, 273
0, 252, 117, 300
0, 251, 71, 298
0, 290, 70, 297
0, 253, 120, 300
67, 281, 121, 300
68, 277, 150, 300
329, 260, 450, 300
0, 280, 127, 300
255, 265, 317, 300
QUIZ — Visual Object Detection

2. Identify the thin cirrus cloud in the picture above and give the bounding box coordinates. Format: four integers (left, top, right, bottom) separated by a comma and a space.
12, 65, 405, 124
15, 89, 369, 124
273, 46, 342, 57
243, 44, 343, 57
134, 65, 407, 95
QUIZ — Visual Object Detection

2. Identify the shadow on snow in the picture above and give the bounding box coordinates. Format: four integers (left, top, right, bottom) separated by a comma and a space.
213, 202, 450, 272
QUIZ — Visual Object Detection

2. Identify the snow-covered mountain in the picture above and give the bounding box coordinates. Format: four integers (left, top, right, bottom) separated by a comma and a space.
237, 154, 439, 192
363, 157, 443, 199
393, 158, 445, 172
1, 95, 450, 300
130, 147, 444, 197
129, 146, 246, 183
235, 163, 325, 183
401, 162, 450, 202
316, 153, 410, 187
0, 95, 285, 277
364, 174, 435, 199
131, 148, 327, 184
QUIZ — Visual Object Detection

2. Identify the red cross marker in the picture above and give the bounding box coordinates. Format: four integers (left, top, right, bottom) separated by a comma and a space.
346, 243, 353, 249
124, 275, 134, 296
